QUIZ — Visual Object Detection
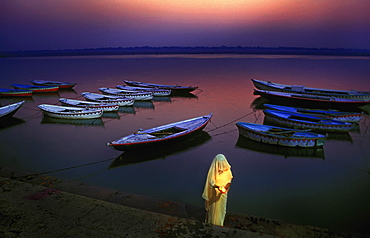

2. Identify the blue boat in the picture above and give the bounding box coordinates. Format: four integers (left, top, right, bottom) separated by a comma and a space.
107, 114, 212, 151
264, 104, 363, 123
11, 84, 59, 93
236, 122, 326, 148
263, 109, 355, 132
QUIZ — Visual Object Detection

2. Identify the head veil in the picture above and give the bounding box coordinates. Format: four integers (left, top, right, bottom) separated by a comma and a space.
202, 154, 233, 202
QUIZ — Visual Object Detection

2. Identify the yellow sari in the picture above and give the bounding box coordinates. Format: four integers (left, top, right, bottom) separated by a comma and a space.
202, 154, 233, 226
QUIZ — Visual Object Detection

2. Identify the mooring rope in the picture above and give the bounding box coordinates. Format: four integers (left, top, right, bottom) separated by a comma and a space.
206, 111, 255, 133
11, 157, 116, 179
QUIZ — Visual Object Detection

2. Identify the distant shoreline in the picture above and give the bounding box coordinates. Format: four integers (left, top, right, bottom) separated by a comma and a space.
1, 46, 370, 58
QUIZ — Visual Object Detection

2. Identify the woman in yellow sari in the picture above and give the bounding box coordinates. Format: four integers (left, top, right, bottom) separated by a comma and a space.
202, 154, 233, 226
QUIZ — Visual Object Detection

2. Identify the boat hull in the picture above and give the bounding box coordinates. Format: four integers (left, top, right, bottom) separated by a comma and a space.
30, 80, 77, 89
263, 104, 364, 123
255, 89, 369, 111
124, 80, 198, 94
236, 122, 326, 147
235, 135, 325, 159
107, 114, 212, 151
0, 101, 25, 121
99, 88, 153, 101
82, 92, 135, 106
59, 98, 119, 112
263, 109, 355, 132
12, 84, 59, 93
0, 88, 32, 97
252, 78, 370, 101
116, 85, 171, 96
38, 104, 103, 119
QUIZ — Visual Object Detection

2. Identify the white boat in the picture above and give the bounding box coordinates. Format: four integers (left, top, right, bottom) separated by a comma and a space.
107, 113, 213, 151
236, 122, 326, 147
59, 98, 119, 112
81, 92, 134, 106
116, 85, 171, 96
0, 101, 25, 120
124, 80, 198, 94
99, 88, 153, 101
38, 104, 103, 119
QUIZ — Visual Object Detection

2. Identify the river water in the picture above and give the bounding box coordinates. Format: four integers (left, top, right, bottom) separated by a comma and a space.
1, 54, 370, 235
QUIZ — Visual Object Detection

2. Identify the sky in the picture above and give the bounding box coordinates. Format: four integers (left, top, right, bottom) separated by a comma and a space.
1, 0, 370, 51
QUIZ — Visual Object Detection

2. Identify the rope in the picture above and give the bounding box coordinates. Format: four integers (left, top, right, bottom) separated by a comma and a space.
206, 111, 255, 133
11, 157, 116, 179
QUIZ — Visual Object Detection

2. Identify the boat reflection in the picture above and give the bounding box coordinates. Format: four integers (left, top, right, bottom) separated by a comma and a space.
171, 93, 198, 99
0, 117, 25, 130
250, 97, 268, 110
31, 92, 60, 100
109, 131, 212, 168
41, 116, 104, 127
152, 96, 172, 102
102, 112, 120, 119
235, 135, 325, 159
133, 101, 155, 109
117, 106, 136, 114
326, 132, 353, 143
59, 88, 77, 94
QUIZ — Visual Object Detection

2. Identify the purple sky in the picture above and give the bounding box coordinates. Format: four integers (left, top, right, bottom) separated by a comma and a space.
1, 0, 370, 51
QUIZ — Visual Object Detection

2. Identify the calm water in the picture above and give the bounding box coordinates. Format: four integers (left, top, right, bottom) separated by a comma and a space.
1, 54, 370, 235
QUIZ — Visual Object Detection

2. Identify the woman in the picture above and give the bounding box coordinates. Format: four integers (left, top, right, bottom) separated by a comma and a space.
202, 154, 233, 226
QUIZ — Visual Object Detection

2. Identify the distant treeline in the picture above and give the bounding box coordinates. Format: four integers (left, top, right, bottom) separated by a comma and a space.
1, 46, 370, 58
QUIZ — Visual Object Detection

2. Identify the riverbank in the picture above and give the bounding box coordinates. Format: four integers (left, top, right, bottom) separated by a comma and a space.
1, 167, 367, 237
1, 46, 370, 58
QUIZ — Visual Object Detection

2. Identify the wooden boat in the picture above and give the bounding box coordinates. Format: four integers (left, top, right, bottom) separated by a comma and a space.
235, 135, 325, 159
0, 88, 32, 97
11, 84, 59, 93
38, 104, 103, 119
81, 92, 134, 106
0, 101, 25, 121
99, 88, 153, 101
124, 80, 198, 94
236, 122, 326, 147
254, 89, 370, 111
263, 104, 363, 123
30, 79, 77, 89
263, 109, 355, 132
116, 85, 171, 96
107, 113, 213, 151
252, 78, 370, 101
110, 131, 211, 168
59, 98, 119, 112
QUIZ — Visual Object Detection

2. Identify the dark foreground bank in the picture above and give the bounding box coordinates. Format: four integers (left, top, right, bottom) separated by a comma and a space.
0, 167, 367, 238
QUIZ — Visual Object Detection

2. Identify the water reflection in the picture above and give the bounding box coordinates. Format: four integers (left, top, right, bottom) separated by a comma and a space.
235, 135, 325, 159
41, 116, 104, 127
250, 97, 268, 110
152, 96, 172, 103
1, 55, 370, 235
326, 132, 353, 142
133, 101, 155, 109
109, 131, 211, 168
117, 106, 136, 114
102, 112, 120, 119
0, 117, 26, 130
